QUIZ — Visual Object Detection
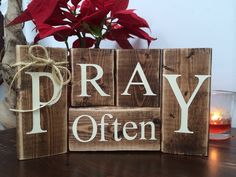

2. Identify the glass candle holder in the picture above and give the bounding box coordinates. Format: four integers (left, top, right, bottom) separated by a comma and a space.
210, 90, 236, 140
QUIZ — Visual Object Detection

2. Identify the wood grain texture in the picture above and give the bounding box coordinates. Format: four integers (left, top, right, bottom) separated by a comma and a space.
69, 107, 161, 151
116, 49, 161, 107
161, 48, 212, 156
1, 128, 236, 177
71, 48, 114, 107
16, 45, 68, 160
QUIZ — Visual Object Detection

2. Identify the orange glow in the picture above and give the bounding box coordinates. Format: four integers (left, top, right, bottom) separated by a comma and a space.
211, 112, 222, 121
210, 148, 218, 161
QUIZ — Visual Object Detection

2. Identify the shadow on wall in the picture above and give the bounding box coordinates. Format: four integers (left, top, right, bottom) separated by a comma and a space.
0, 85, 7, 130
0, 124, 5, 130
0, 2, 6, 130
233, 101, 236, 128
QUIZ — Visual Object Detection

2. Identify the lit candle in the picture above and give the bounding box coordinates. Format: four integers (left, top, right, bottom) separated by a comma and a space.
210, 110, 231, 137
210, 111, 222, 125
210, 90, 235, 140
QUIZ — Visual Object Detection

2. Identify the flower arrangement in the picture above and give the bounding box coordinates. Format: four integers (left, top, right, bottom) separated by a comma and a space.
9, 0, 156, 49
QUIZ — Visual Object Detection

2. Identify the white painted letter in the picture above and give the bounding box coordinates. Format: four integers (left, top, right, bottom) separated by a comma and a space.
163, 74, 211, 134
98, 114, 113, 142
26, 72, 61, 135
112, 119, 122, 141
123, 122, 138, 141
121, 62, 156, 96
78, 64, 110, 97
139, 121, 157, 140
72, 115, 97, 143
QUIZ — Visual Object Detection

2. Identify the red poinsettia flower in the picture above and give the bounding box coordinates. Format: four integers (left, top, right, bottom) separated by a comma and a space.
9, 0, 59, 25
8, 0, 156, 49
106, 26, 133, 49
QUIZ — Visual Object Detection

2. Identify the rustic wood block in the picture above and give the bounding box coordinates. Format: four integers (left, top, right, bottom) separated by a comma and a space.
161, 48, 212, 156
71, 48, 114, 107
116, 49, 161, 107
69, 107, 161, 151
16, 45, 68, 160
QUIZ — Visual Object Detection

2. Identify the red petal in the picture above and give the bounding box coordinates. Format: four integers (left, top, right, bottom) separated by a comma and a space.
7, 10, 31, 26
106, 27, 133, 49
128, 27, 156, 46
80, 0, 96, 16
90, 0, 116, 9
28, 0, 60, 24
67, 4, 76, 12
45, 17, 69, 26
34, 34, 41, 44
73, 39, 80, 48
45, 6, 69, 25
59, 0, 68, 6
9, 0, 61, 26
34, 24, 72, 43
71, 0, 81, 6
114, 9, 149, 28
116, 39, 133, 49
82, 8, 110, 26
111, 0, 129, 16
81, 0, 115, 25
72, 37, 95, 48
90, 0, 106, 9
54, 28, 75, 41
106, 27, 131, 40
58, 0, 68, 8
63, 11, 78, 23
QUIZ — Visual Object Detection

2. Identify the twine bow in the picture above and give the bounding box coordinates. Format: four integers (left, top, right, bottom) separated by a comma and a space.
9, 45, 71, 113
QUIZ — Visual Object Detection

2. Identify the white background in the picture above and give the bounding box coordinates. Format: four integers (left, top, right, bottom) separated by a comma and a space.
1, 0, 236, 127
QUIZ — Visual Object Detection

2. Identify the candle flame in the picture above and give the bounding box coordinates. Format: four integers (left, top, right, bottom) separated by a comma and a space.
211, 112, 222, 121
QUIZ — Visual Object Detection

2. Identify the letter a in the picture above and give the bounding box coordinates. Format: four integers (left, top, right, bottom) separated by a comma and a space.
121, 62, 156, 96
163, 74, 211, 134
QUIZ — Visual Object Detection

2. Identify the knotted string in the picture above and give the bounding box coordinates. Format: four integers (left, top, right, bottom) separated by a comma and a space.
9, 45, 71, 113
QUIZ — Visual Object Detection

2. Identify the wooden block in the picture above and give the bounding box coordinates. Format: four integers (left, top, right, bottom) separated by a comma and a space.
16, 45, 68, 160
71, 49, 114, 107
116, 49, 161, 107
161, 48, 212, 156
69, 107, 161, 151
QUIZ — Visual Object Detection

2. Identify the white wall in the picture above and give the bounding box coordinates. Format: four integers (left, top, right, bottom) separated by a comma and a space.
125, 0, 236, 126
2, 0, 236, 127
32, 0, 236, 92
131, 0, 236, 93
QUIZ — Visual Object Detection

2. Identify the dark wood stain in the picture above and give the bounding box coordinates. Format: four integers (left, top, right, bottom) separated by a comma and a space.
69, 107, 161, 151
0, 128, 236, 177
16, 46, 68, 160
161, 48, 212, 156
116, 49, 161, 107
71, 48, 115, 107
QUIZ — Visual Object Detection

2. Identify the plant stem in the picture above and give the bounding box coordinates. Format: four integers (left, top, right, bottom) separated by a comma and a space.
65, 40, 71, 56
95, 38, 101, 48
77, 33, 85, 48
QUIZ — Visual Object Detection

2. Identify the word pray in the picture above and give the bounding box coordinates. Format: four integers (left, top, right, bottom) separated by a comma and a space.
25, 62, 210, 135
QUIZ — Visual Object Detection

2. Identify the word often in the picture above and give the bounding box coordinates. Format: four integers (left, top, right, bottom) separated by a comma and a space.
72, 113, 157, 142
